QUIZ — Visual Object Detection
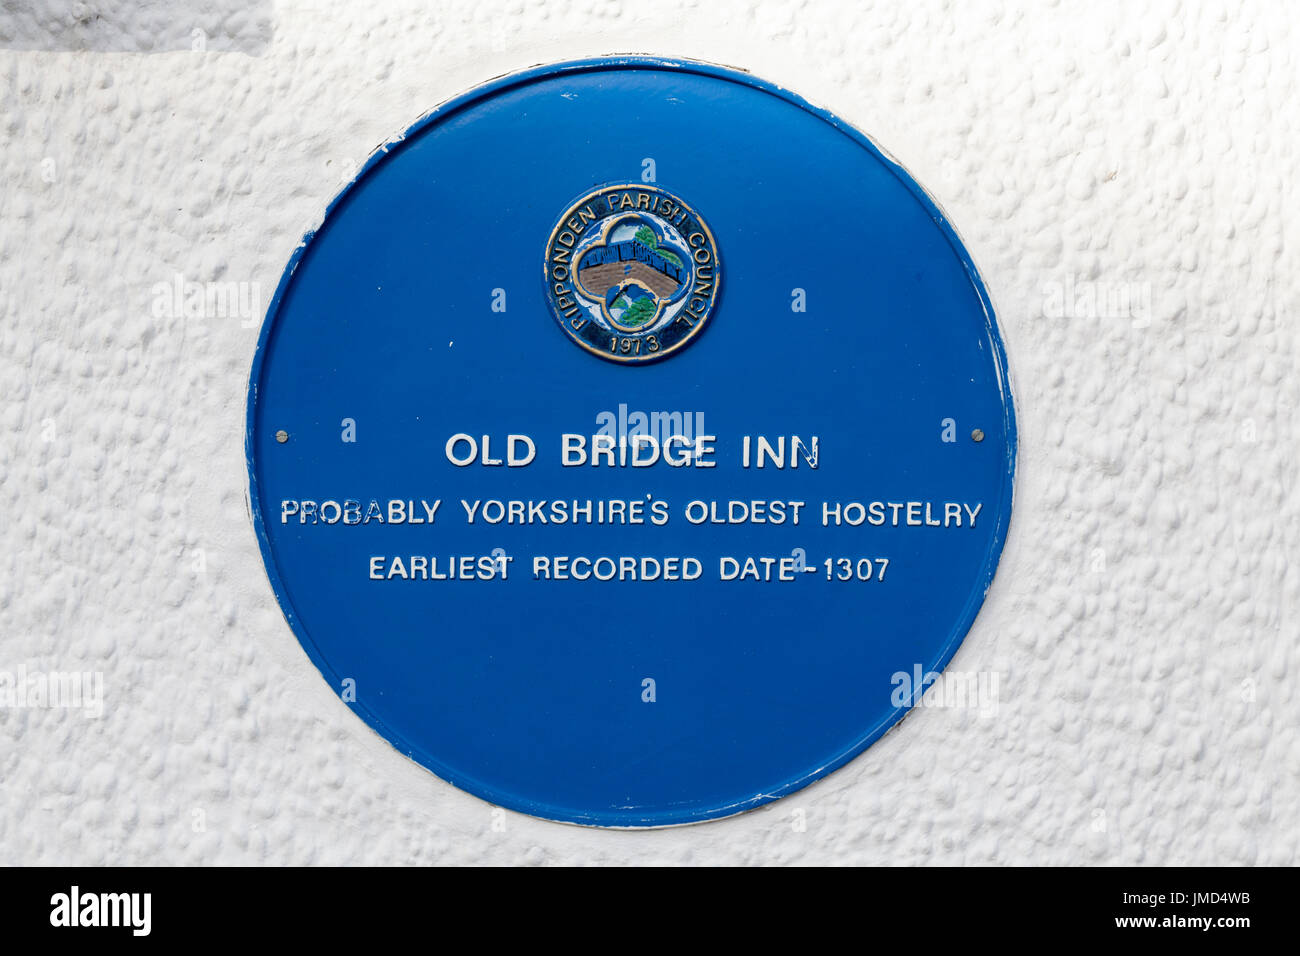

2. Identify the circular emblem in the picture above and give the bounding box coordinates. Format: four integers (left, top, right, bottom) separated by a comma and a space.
543, 183, 720, 363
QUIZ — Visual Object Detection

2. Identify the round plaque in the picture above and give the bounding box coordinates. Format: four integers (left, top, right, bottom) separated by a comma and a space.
247, 57, 1017, 826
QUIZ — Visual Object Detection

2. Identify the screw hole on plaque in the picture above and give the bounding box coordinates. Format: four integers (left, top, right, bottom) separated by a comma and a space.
971, 429, 984, 443
275, 430, 289, 444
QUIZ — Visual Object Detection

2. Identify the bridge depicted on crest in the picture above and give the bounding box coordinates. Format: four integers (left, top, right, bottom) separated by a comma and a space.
577, 239, 686, 300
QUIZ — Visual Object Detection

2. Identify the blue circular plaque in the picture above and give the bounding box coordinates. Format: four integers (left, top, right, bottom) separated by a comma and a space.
247, 57, 1017, 827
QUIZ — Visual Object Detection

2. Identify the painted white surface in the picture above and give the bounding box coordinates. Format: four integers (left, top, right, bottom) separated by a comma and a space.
1, 0, 1295, 865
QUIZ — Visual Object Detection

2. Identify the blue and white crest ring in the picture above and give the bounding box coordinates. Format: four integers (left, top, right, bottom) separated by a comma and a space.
246, 57, 1017, 827
545, 183, 720, 363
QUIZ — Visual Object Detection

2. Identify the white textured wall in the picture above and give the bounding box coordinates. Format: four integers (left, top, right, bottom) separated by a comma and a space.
2, 0, 1295, 865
